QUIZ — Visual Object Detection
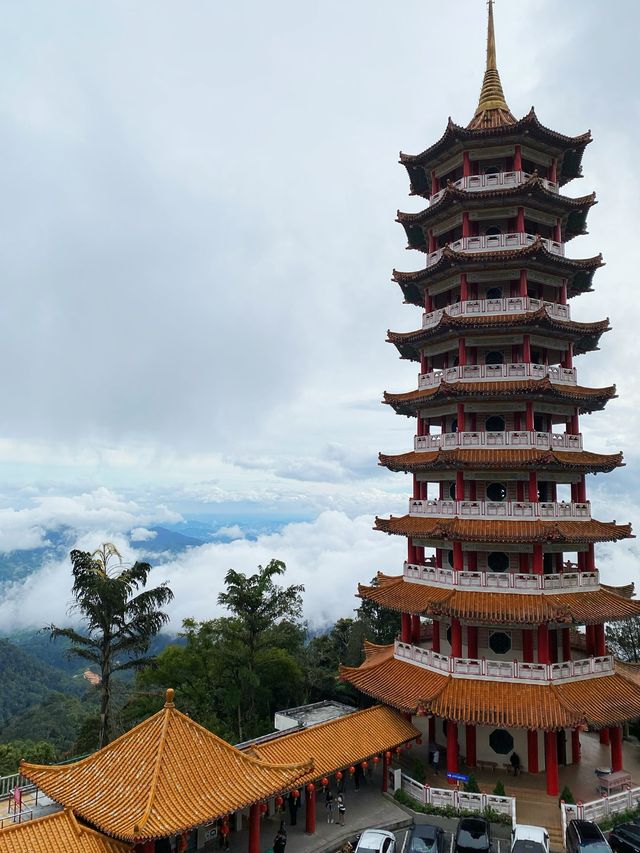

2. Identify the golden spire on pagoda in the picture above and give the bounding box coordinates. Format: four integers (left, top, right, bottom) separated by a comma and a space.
467, 0, 516, 130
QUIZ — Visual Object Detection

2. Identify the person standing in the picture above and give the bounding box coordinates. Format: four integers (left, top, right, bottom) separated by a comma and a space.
337, 792, 346, 826
274, 827, 287, 853
432, 747, 440, 776
325, 789, 335, 824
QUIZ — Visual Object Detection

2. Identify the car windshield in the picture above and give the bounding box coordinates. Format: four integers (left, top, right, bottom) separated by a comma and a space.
457, 835, 489, 852
578, 844, 611, 853
513, 841, 545, 853
617, 827, 640, 840
411, 839, 436, 853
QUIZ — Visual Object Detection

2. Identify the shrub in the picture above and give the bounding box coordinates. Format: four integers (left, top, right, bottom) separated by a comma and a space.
464, 774, 481, 794
598, 806, 640, 832
559, 785, 575, 805
411, 758, 427, 784
392, 789, 512, 826
492, 780, 506, 797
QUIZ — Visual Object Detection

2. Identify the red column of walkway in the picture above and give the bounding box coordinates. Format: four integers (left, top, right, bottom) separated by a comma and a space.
544, 731, 559, 796
305, 785, 316, 834
527, 730, 539, 773
522, 630, 534, 663
467, 626, 478, 659
465, 725, 476, 767
447, 722, 458, 775
432, 620, 440, 653
411, 614, 421, 644
610, 726, 623, 772
401, 613, 411, 643
249, 803, 261, 853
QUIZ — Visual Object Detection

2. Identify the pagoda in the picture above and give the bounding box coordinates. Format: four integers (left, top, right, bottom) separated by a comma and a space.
341, 1, 640, 797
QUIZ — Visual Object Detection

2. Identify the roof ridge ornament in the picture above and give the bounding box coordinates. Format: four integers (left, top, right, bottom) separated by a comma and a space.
467, 0, 517, 130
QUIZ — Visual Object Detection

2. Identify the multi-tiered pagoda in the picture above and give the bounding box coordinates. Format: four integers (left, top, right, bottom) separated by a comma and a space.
341, 2, 640, 798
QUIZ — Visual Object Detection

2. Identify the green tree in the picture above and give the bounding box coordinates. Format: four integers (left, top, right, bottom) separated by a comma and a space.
357, 577, 401, 645
48, 544, 174, 748
606, 618, 640, 662
0, 740, 58, 775
217, 560, 304, 738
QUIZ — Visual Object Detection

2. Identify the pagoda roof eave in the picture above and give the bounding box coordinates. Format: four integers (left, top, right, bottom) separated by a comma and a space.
374, 514, 632, 544
383, 378, 617, 416
399, 109, 591, 187
340, 650, 640, 730
378, 448, 624, 475
0, 808, 132, 853
357, 573, 640, 625
387, 311, 610, 359
20, 690, 313, 842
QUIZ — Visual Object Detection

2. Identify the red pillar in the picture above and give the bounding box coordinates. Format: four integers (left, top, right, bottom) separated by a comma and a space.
519, 269, 527, 297
457, 403, 465, 431
544, 731, 559, 796
514, 145, 522, 172
401, 613, 411, 643
526, 401, 535, 431
528, 472, 538, 502
527, 730, 539, 773
466, 725, 477, 767
563, 344, 574, 369
586, 544, 596, 572
463, 151, 471, 177
382, 752, 389, 792
538, 624, 550, 663
572, 729, 581, 764
600, 728, 610, 746
549, 629, 558, 663
305, 785, 316, 834
516, 206, 525, 233
467, 626, 478, 659
523, 630, 534, 663
467, 550, 478, 570
533, 544, 543, 575
562, 628, 572, 662
456, 471, 465, 500
249, 804, 261, 853
594, 623, 606, 657
549, 158, 558, 184
447, 722, 459, 774
610, 726, 623, 772
411, 614, 421, 644
523, 334, 532, 364
460, 273, 469, 301
451, 619, 462, 657
586, 624, 595, 656
432, 620, 440, 653
453, 541, 463, 570
462, 213, 471, 238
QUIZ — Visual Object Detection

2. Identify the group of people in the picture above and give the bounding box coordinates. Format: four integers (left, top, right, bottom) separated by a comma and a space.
324, 790, 346, 825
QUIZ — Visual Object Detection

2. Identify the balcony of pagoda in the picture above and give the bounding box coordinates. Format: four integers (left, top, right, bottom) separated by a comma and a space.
403, 561, 600, 594
418, 362, 577, 388
408, 498, 591, 521
429, 171, 559, 205
422, 297, 571, 329
394, 640, 614, 684
414, 430, 583, 453
425, 232, 565, 267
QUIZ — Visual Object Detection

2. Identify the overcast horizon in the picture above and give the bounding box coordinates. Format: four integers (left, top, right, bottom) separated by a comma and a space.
1, 0, 640, 631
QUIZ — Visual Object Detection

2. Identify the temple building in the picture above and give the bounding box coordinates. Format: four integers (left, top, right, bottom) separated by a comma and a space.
341, 1, 640, 797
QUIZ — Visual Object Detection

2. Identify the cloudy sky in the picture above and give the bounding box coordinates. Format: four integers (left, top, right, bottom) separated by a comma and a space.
1, 0, 640, 631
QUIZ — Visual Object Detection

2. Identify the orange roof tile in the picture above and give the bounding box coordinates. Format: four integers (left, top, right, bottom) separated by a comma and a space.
249, 705, 418, 780
358, 574, 640, 625
340, 646, 640, 729
0, 809, 131, 853
378, 448, 623, 474
21, 690, 312, 842
375, 514, 632, 544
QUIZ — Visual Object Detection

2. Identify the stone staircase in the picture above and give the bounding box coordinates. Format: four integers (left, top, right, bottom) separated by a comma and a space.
512, 786, 564, 851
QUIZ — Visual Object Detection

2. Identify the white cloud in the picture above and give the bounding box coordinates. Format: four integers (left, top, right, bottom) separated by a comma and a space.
214, 524, 244, 541
130, 527, 157, 542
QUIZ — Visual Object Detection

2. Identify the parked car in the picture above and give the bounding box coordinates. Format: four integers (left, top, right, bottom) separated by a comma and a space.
408, 824, 446, 853
354, 829, 396, 853
455, 817, 491, 853
609, 822, 640, 853
566, 820, 613, 853
511, 825, 550, 853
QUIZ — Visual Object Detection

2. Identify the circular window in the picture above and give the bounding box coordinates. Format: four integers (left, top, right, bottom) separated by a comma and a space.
486, 287, 502, 300
485, 415, 505, 432
489, 728, 514, 755
485, 351, 504, 366
487, 552, 509, 573
486, 482, 507, 502
489, 631, 512, 655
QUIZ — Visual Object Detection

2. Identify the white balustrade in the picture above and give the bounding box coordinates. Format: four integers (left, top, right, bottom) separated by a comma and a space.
429, 171, 559, 205
408, 498, 591, 520
394, 640, 615, 683
414, 430, 583, 452
418, 362, 577, 388
422, 297, 571, 328
402, 561, 600, 594
425, 233, 564, 267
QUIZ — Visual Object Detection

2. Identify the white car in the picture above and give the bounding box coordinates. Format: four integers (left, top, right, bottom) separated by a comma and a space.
511, 825, 550, 853
355, 829, 396, 853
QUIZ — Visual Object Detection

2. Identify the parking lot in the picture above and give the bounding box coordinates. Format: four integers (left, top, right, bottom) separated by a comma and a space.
390, 820, 509, 853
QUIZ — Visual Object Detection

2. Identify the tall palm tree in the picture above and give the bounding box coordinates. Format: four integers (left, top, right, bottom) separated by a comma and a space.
49, 543, 174, 748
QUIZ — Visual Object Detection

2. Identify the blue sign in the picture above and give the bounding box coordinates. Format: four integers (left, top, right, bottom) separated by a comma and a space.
447, 772, 469, 783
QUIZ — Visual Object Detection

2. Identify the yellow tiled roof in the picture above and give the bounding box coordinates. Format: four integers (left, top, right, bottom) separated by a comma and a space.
21, 690, 313, 842
0, 808, 131, 853
249, 705, 419, 779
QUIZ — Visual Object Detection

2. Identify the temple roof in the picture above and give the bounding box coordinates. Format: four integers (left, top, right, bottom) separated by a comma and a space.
397, 178, 596, 247
399, 109, 591, 195
358, 573, 640, 625
467, 1, 516, 130
378, 448, 623, 475
21, 689, 312, 842
0, 809, 131, 853
248, 704, 418, 781
375, 515, 632, 544
340, 643, 640, 729
387, 310, 610, 360
393, 241, 602, 306
383, 377, 617, 417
